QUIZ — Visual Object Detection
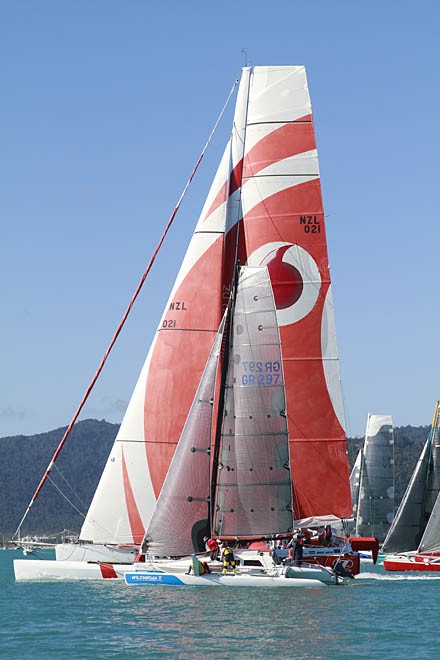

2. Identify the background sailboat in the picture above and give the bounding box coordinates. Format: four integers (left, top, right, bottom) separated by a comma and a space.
383, 401, 440, 571
351, 414, 395, 543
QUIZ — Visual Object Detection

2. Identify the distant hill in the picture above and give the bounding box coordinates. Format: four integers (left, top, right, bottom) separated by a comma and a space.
0, 420, 431, 539
0, 419, 118, 538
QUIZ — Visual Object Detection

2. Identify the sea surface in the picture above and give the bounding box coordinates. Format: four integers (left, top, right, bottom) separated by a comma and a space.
1, 549, 439, 659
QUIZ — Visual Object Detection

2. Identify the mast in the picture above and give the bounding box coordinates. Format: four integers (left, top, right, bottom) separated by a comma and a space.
210, 264, 239, 533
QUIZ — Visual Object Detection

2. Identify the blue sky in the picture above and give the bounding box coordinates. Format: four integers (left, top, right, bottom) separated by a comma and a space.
1, 0, 439, 439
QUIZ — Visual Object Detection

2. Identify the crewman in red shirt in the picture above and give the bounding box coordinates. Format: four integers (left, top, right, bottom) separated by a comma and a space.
204, 536, 220, 561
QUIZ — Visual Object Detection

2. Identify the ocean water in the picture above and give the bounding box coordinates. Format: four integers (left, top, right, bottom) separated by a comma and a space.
1, 549, 439, 659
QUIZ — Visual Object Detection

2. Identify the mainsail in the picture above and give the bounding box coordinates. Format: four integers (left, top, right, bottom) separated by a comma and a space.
383, 401, 440, 553
354, 414, 394, 542
224, 66, 351, 521
80, 65, 351, 547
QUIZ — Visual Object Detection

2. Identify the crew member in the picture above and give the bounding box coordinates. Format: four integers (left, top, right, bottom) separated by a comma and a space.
324, 525, 333, 546
221, 543, 237, 575
204, 536, 220, 561
185, 557, 209, 575
293, 534, 304, 567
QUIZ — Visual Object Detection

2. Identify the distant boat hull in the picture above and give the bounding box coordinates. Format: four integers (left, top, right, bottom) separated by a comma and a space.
383, 553, 440, 572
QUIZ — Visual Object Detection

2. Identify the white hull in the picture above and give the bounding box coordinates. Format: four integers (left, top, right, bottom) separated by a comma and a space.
14, 542, 139, 581
124, 568, 337, 588
13, 559, 337, 585
124, 551, 341, 587
13, 559, 130, 580
54, 543, 138, 563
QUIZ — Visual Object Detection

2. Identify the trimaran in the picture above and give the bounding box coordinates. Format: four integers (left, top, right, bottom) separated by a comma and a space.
14, 65, 378, 587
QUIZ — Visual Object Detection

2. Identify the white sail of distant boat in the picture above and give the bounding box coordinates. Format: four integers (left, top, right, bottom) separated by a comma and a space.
14, 65, 378, 583
350, 448, 362, 522
351, 414, 394, 543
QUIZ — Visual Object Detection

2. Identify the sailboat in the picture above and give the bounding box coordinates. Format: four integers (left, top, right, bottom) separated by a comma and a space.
383, 402, 440, 572
350, 414, 395, 543
14, 65, 378, 584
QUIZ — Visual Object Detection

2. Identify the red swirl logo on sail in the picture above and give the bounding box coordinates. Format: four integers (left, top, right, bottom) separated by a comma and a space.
247, 242, 321, 326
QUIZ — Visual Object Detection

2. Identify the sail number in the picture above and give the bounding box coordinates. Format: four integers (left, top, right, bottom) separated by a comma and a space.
300, 215, 321, 233
162, 301, 187, 328
241, 361, 281, 385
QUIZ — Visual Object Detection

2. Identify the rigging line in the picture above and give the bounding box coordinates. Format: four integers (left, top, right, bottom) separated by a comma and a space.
46, 475, 86, 519
12, 76, 239, 542
52, 463, 88, 511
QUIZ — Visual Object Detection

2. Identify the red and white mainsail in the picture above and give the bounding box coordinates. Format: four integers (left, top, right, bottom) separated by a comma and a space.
80, 65, 351, 546
225, 66, 351, 520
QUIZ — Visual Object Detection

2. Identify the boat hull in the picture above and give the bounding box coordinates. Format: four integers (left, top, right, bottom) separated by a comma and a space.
13, 544, 362, 581
13, 559, 130, 580
124, 570, 335, 588
54, 543, 138, 563
383, 553, 440, 572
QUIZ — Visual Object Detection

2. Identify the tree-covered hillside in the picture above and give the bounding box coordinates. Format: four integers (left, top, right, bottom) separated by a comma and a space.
0, 420, 431, 539
0, 419, 117, 537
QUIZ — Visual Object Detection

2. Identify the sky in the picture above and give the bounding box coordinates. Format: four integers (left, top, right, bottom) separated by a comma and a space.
1, 0, 439, 440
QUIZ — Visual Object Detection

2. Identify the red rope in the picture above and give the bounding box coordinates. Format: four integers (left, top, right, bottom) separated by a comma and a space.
13, 77, 239, 540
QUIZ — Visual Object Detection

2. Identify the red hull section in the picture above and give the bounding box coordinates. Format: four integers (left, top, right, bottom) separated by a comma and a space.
349, 537, 380, 564
99, 563, 119, 579
384, 553, 440, 572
